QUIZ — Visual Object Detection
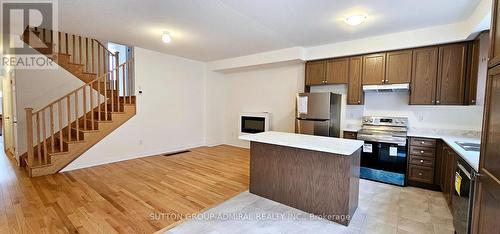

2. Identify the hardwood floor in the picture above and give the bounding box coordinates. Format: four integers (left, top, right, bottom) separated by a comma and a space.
0, 145, 249, 233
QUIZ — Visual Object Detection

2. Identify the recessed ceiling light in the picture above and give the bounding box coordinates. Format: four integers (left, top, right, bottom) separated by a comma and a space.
345, 14, 367, 26
161, 31, 172, 43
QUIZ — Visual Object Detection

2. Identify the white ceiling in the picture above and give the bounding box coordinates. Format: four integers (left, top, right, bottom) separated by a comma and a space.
58, 0, 482, 61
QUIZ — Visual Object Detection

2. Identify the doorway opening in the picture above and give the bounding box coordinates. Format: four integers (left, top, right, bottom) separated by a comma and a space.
107, 42, 134, 97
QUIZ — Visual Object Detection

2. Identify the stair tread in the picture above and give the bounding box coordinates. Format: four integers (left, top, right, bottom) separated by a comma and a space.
72, 127, 99, 133
57, 134, 85, 144
23, 156, 52, 168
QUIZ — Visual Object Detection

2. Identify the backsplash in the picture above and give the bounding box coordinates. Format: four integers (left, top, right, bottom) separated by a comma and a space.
311, 86, 484, 132
408, 127, 482, 138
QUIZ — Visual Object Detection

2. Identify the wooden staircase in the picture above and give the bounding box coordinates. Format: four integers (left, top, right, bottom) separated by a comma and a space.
21, 27, 137, 177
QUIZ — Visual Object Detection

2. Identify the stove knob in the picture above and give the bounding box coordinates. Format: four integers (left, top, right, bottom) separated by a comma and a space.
395, 120, 400, 124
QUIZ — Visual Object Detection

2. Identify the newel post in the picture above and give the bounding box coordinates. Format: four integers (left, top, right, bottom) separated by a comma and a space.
25, 108, 34, 166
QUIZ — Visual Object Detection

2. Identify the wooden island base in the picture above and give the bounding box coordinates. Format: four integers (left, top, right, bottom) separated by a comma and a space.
249, 142, 361, 226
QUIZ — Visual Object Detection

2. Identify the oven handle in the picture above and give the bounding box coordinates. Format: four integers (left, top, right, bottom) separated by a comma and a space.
457, 163, 471, 180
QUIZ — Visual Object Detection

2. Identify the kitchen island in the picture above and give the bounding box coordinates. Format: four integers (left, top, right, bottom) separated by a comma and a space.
239, 131, 364, 226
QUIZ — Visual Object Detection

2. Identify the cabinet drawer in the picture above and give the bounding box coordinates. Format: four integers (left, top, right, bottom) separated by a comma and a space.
409, 155, 435, 167
410, 146, 436, 158
343, 131, 357, 139
408, 164, 434, 184
410, 138, 436, 148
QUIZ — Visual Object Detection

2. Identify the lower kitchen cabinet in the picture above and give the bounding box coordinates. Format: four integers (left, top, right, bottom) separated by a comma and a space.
407, 137, 458, 208
407, 137, 437, 185
343, 131, 357, 139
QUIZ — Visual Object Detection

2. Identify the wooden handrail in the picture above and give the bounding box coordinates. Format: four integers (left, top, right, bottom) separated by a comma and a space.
31, 58, 133, 115
27, 26, 118, 75
93, 39, 115, 56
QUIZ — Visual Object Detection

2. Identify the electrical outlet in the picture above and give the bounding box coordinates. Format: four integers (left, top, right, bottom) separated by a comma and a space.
139, 139, 143, 145
418, 115, 424, 121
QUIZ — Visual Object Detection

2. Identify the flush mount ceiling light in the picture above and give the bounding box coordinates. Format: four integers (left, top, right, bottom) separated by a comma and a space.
161, 31, 172, 43
345, 14, 367, 26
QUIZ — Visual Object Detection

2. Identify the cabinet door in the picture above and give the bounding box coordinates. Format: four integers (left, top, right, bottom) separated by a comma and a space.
347, 56, 364, 105
410, 47, 439, 105
490, 0, 500, 67
386, 50, 412, 84
437, 43, 467, 105
325, 58, 349, 84
434, 141, 443, 186
466, 40, 480, 105
362, 53, 386, 85
305, 60, 326, 85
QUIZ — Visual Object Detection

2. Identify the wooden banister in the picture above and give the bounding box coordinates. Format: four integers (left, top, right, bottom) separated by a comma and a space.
25, 108, 34, 166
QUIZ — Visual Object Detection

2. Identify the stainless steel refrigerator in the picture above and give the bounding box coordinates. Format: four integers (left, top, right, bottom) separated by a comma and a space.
296, 92, 342, 137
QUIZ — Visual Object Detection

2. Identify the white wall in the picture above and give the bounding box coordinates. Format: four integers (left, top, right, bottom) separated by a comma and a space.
62, 47, 206, 171
212, 63, 305, 148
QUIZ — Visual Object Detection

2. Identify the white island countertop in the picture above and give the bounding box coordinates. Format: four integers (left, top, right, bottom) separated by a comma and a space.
239, 131, 364, 156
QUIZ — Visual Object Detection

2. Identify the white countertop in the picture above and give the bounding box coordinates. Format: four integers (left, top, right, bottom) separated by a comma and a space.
408, 130, 480, 171
239, 131, 364, 156
342, 125, 362, 132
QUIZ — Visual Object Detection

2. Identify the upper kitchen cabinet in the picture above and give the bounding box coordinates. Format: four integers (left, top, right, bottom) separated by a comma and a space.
347, 56, 364, 105
410, 47, 439, 105
490, 0, 500, 67
436, 43, 467, 105
325, 58, 349, 84
305, 60, 326, 85
386, 50, 413, 84
466, 39, 480, 105
362, 53, 386, 85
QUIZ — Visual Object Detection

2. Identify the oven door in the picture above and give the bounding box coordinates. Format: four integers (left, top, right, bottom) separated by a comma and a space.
360, 141, 407, 186
378, 142, 407, 174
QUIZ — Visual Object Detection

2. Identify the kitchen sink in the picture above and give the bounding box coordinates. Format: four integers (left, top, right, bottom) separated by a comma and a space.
455, 141, 481, 152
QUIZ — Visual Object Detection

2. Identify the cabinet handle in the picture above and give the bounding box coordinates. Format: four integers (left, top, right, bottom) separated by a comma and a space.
420, 160, 424, 163
358, 100, 361, 104
436, 100, 440, 104
421, 141, 425, 144
418, 173, 423, 176
420, 150, 424, 154
381, 79, 385, 83
471, 100, 475, 103
385, 80, 389, 83
432, 100, 435, 103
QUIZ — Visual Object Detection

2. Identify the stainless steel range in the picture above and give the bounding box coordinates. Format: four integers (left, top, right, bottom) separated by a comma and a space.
357, 116, 409, 186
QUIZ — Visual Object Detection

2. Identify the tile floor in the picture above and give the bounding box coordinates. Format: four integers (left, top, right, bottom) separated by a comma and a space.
165, 179, 455, 234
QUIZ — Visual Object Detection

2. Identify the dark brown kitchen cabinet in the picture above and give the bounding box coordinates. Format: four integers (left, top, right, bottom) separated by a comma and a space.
490, 0, 500, 67
343, 131, 357, 139
441, 145, 457, 207
436, 43, 467, 105
362, 53, 386, 85
466, 39, 480, 105
410, 47, 439, 105
347, 56, 364, 105
386, 50, 412, 84
305, 60, 326, 85
325, 58, 349, 84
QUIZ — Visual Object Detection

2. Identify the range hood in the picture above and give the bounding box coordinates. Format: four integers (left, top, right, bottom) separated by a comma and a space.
363, 83, 410, 93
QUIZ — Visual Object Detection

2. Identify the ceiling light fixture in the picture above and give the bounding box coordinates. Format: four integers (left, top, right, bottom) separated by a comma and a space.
161, 31, 172, 43
345, 14, 367, 26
